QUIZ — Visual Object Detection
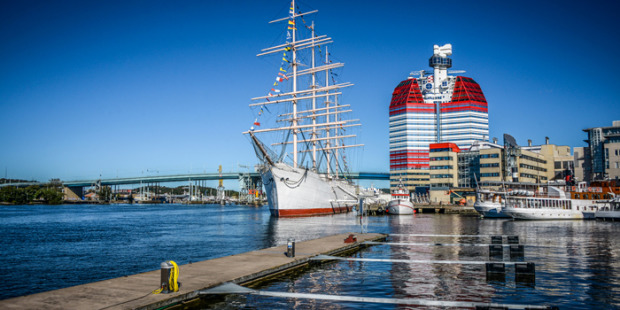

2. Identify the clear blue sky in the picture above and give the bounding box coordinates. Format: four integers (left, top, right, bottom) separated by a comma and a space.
1, 0, 619, 186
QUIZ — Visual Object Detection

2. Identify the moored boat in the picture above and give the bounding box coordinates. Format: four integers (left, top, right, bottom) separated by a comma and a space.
473, 189, 510, 218
245, 1, 362, 217
596, 197, 620, 221
503, 181, 619, 220
386, 181, 415, 215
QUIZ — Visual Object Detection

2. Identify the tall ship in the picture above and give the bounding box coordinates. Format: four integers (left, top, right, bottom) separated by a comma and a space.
244, 1, 362, 217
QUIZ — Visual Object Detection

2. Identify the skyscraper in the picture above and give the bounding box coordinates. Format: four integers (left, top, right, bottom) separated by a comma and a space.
389, 44, 489, 190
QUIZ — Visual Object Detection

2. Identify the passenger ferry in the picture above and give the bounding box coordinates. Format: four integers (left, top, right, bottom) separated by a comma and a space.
503, 181, 619, 220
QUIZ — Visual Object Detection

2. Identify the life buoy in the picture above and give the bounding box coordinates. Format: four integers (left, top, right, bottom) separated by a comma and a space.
571, 186, 576, 191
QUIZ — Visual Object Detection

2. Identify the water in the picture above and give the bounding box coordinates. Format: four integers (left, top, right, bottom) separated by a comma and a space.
1, 204, 619, 309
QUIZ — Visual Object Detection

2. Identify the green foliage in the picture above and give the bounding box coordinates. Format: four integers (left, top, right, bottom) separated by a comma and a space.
36, 188, 64, 204
0, 184, 63, 205
97, 186, 112, 202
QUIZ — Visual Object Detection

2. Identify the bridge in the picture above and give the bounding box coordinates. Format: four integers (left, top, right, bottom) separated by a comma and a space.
1, 171, 389, 189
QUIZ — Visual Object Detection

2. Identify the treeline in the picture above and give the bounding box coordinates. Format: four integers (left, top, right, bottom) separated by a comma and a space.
0, 185, 64, 205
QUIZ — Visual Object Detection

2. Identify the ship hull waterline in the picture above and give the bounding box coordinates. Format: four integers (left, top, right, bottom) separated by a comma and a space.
260, 163, 358, 217
386, 199, 415, 215
473, 201, 510, 218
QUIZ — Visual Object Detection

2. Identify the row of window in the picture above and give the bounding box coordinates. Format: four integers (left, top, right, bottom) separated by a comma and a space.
520, 154, 547, 164
430, 156, 453, 161
480, 153, 500, 158
391, 156, 430, 160
390, 172, 430, 176
431, 174, 454, 178
430, 148, 454, 153
430, 165, 453, 170
481, 173, 500, 177
391, 167, 429, 171
480, 163, 499, 168
519, 173, 548, 180
519, 163, 547, 172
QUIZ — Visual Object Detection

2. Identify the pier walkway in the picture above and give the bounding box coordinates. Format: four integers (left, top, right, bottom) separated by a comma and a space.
0, 233, 385, 310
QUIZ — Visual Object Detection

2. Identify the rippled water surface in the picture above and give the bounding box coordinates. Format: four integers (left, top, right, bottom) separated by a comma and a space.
1, 204, 619, 309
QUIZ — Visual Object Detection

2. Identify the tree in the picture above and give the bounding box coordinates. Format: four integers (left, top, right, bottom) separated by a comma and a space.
36, 188, 63, 205
98, 186, 112, 203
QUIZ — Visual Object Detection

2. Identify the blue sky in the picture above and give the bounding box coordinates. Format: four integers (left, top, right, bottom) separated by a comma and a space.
1, 0, 619, 187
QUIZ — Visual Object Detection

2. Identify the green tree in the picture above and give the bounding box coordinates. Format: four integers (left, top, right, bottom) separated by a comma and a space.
98, 186, 112, 203
36, 188, 64, 205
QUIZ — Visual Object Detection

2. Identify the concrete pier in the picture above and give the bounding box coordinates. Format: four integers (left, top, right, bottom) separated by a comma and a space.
0, 233, 386, 310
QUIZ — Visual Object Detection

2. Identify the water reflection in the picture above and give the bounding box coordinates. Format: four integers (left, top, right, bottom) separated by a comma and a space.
1, 205, 619, 308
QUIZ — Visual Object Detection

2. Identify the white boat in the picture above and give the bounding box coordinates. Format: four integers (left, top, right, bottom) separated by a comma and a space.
473, 189, 510, 218
503, 186, 602, 220
386, 181, 415, 215
596, 197, 620, 221
245, 1, 362, 217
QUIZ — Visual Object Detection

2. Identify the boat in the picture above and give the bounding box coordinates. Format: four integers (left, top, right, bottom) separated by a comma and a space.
596, 196, 620, 221
503, 181, 619, 220
473, 189, 510, 218
386, 180, 415, 215
244, 1, 362, 217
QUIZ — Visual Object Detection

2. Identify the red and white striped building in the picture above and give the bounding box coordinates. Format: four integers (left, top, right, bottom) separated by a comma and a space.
389, 44, 489, 190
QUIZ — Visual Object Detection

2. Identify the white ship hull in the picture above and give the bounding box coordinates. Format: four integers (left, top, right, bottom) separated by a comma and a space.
260, 162, 358, 217
503, 207, 592, 220
473, 201, 510, 218
595, 210, 620, 221
386, 199, 415, 215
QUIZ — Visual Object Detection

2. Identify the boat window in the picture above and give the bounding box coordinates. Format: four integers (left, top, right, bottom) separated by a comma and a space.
583, 194, 589, 199
575, 194, 580, 199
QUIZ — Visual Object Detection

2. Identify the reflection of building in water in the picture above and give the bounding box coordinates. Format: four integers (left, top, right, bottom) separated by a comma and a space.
389, 215, 494, 303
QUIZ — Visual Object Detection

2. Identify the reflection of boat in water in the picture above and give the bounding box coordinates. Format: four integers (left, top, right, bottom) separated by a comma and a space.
596, 197, 620, 221
473, 189, 510, 218
265, 213, 359, 248
387, 181, 415, 215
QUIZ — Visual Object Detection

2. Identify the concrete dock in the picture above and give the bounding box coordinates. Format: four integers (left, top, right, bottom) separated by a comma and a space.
0, 233, 386, 310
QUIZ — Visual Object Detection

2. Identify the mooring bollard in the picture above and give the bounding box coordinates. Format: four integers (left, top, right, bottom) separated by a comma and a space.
344, 234, 357, 243
286, 238, 295, 257
160, 261, 173, 293
507, 235, 519, 244
491, 235, 503, 244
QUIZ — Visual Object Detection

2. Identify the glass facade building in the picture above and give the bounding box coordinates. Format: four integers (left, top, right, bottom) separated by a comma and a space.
389, 44, 489, 190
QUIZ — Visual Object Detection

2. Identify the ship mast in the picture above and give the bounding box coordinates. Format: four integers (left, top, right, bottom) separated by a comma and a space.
325, 46, 331, 177
245, 1, 364, 172
292, 0, 298, 168
311, 21, 317, 169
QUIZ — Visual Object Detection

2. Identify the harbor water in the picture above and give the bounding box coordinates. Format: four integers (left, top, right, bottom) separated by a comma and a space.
1, 204, 619, 309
